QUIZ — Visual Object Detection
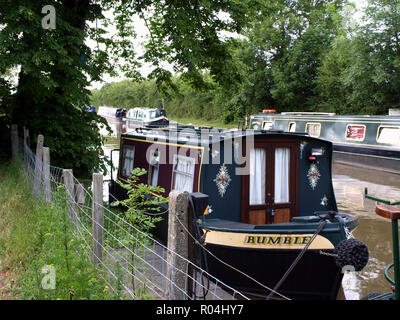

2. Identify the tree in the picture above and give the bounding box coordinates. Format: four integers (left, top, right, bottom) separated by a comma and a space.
345, 0, 400, 113
315, 0, 400, 115
0, 0, 252, 175
208, 0, 346, 119
265, 0, 345, 111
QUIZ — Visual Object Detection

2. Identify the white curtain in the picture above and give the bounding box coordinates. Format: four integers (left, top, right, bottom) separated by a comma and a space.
149, 150, 159, 186
173, 156, 195, 192
249, 148, 266, 205
274, 148, 290, 203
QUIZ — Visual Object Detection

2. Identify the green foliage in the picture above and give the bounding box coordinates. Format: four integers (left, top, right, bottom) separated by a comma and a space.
90, 77, 224, 122
4, 0, 399, 157
114, 168, 167, 240
0, 0, 253, 173
315, 0, 400, 115
91, 0, 351, 121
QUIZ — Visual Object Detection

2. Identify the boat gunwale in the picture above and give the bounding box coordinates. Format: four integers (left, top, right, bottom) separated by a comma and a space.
199, 218, 342, 234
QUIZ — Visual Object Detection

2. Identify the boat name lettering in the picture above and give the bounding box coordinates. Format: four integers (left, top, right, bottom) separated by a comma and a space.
244, 235, 312, 246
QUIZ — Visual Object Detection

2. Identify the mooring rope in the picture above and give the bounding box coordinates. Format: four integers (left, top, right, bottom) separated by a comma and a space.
175, 215, 292, 300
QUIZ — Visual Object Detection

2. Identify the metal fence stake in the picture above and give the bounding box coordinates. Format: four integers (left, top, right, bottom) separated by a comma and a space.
33, 134, 44, 197
43, 147, 51, 203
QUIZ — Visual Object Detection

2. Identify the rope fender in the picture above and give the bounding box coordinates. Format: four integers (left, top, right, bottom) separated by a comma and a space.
334, 238, 369, 272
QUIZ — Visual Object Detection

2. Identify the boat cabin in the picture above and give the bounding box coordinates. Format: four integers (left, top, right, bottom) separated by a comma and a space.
249, 111, 400, 174
112, 127, 337, 226
97, 106, 126, 119
125, 107, 169, 128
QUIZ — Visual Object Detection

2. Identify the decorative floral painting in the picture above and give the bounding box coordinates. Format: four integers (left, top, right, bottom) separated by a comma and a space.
320, 195, 328, 206
307, 163, 321, 190
213, 164, 232, 197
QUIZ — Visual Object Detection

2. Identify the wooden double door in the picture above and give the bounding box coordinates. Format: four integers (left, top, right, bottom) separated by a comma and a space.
242, 140, 299, 224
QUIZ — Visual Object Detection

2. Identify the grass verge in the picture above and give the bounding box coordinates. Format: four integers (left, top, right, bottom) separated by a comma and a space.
0, 160, 116, 300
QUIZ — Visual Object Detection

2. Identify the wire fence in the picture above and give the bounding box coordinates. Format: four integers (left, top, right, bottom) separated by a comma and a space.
22, 138, 250, 301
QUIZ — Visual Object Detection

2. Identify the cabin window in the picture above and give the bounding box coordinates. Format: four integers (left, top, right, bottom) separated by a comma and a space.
249, 148, 266, 205
172, 155, 195, 193
377, 126, 400, 145
305, 123, 321, 137
252, 121, 261, 130
262, 121, 273, 130
274, 148, 290, 203
345, 124, 366, 141
122, 146, 135, 177
156, 109, 166, 117
288, 122, 296, 132
150, 111, 156, 119
138, 111, 143, 119
148, 150, 159, 186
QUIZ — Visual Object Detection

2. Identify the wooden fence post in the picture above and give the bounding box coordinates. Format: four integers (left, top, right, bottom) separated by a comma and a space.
165, 190, 189, 300
43, 147, 51, 203
33, 134, 44, 197
11, 124, 18, 159
92, 173, 104, 265
75, 184, 85, 205
62, 169, 75, 219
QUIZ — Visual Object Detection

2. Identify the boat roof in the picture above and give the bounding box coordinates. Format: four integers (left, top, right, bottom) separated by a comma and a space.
128, 107, 164, 112
121, 125, 330, 147
252, 112, 400, 120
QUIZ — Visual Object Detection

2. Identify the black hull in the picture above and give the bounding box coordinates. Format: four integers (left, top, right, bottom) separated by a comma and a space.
201, 244, 343, 300
333, 144, 400, 174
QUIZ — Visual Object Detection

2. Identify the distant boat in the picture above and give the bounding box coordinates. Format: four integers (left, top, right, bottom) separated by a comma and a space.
125, 107, 169, 129
248, 110, 400, 174
97, 106, 126, 120
87, 105, 96, 113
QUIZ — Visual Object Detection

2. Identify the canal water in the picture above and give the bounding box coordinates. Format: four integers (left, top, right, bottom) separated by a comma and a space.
332, 163, 400, 300
101, 122, 400, 300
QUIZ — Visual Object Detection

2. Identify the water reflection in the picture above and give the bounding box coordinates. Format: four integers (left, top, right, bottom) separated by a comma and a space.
99, 118, 126, 138
333, 163, 400, 300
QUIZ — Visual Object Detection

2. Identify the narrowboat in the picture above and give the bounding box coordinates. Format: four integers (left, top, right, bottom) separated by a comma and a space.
109, 125, 368, 300
125, 107, 169, 129
248, 110, 400, 174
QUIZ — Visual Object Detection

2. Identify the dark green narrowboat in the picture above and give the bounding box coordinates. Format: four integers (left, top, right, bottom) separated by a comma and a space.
109, 125, 367, 300
248, 111, 400, 174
